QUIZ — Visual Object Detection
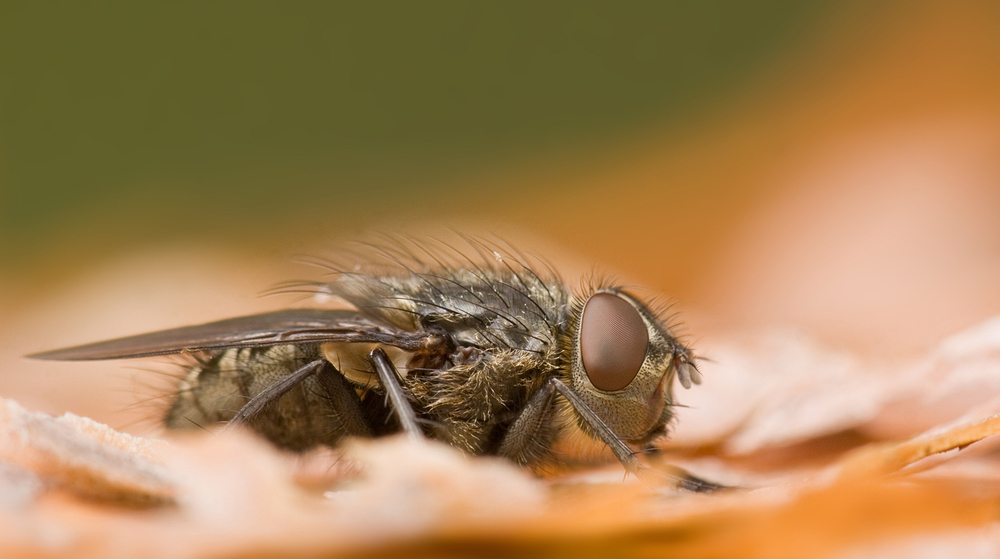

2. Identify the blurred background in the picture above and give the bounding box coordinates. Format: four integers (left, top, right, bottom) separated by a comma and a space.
3, 1, 1000, 426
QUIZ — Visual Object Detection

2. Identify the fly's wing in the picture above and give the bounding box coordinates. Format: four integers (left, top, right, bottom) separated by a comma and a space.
28, 309, 445, 361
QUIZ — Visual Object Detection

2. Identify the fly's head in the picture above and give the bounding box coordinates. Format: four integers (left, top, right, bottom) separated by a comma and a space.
565, 287, 701, 445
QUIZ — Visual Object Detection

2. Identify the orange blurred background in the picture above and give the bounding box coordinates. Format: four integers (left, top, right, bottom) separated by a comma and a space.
3, 1, 1000, 429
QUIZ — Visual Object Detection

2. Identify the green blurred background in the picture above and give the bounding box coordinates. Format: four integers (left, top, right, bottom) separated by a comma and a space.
0, 1, 838, 282
7, 0, 1000, 423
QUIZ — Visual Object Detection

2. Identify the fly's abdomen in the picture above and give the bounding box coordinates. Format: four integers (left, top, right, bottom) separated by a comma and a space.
165, 344, 343, 450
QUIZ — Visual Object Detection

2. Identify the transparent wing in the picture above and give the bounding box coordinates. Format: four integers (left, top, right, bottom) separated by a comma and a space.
28, 309, 442, 360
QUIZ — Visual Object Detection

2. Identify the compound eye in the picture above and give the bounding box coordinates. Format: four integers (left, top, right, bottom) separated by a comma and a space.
579, 293, 648, 391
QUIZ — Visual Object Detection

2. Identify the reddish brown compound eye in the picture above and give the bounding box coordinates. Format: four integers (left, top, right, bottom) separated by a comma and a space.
579, 292, 648, 391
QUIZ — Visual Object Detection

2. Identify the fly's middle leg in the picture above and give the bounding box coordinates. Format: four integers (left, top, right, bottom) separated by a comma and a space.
369, 348, 423, 440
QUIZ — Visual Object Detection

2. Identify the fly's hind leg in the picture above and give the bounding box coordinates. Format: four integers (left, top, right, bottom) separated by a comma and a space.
230, 359, 326, 425
315, 361, 372, 438
228, 357, 373, 445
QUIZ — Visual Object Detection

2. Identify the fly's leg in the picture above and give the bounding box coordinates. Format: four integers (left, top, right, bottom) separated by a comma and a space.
497, 377, 638, 471
497, 379, 558, 464
369, 348, 423, 440
675, 471, 727, 493
315, 361, 373, 438
549, 378, 641, 473
230, 359, 325, 425
555, 380, 729, 491
641, 445, 729, 493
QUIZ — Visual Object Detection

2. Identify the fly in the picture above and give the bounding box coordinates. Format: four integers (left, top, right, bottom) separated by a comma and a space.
29, 237, 715, 490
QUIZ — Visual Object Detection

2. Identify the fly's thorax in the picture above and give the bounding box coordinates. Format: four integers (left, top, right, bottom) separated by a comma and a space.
566, 288, 682, 441
327, 266, 569, 355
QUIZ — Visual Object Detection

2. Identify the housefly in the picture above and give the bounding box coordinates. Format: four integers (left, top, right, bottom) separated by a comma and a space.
29, 237, 712, 488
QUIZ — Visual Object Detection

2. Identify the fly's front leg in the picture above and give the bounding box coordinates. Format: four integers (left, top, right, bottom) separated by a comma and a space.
497, 378, 559, 464
497, 377, 638, 470
549, 378, 641, 473
641, 444, 728, 493
673, 471, 727, 493
551, 378, 727, 490
369, 348, 423, 440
